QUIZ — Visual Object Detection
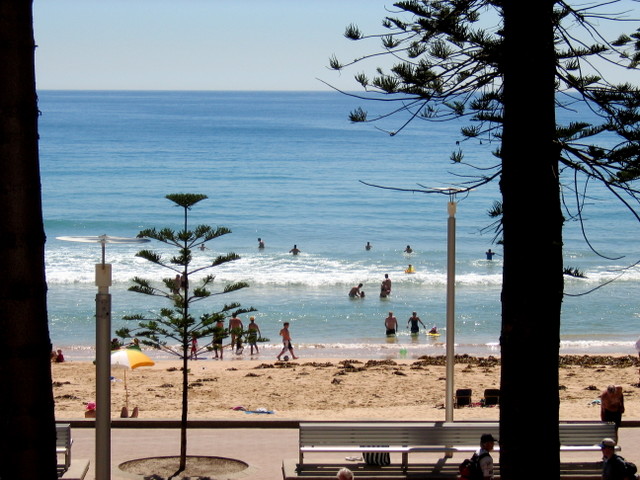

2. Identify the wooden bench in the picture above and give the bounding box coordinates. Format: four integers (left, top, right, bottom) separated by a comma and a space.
298, 421, 617, 470
56, 423, 73, 476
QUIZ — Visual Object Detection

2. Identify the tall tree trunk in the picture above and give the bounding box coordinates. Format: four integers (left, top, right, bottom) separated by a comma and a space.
0, 1, 57, 479
499, 2, 563, 480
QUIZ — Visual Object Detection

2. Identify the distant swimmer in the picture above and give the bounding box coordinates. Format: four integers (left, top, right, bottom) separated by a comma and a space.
258, 237, 265, 249
385, 312, 398, 335
405, 264, 415, 274
486, 249, 495, 260
380, 273, 392, 297
429, 325, 438, 334
404, 245, 413, 253
348, 283, 364, 298
407, 312, 425, 334
199, 243, 207, 251
289, 244, 301, 255
365, 241, 372, 251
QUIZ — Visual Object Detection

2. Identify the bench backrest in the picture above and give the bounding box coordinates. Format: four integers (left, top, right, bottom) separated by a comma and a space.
299, 422, 498, 447
558, 422, 616, 446
56, 423, 72, 449
299, 421, 614, 447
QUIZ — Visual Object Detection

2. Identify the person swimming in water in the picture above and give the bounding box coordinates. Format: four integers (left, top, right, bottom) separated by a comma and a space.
348, 283, 364, 298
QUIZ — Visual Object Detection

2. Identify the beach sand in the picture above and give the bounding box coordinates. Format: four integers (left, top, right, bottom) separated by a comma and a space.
52, 354, 640, 421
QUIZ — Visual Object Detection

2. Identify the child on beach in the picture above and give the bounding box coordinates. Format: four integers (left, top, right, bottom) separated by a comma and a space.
277, 322, 298, 361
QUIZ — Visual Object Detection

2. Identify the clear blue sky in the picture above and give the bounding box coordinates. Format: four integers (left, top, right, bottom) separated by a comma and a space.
34, 0, 391, 91
34, 1, 638, 91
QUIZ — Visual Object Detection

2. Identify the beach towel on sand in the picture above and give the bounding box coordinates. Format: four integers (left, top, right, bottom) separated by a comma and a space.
244, 407, 274, 414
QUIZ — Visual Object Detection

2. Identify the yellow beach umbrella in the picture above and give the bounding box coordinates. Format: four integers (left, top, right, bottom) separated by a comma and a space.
111, 348, 154, 408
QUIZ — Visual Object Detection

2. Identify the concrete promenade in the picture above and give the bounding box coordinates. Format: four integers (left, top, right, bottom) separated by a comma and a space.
63, 420, 640, 480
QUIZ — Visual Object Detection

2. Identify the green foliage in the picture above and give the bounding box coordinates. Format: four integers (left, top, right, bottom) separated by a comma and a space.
118, 194, 256, 471
329, 0, 640, 281
349, 107, 368, 123
165, 193, 207, 209
120, 194, 255, 356
563, 267, 586, 278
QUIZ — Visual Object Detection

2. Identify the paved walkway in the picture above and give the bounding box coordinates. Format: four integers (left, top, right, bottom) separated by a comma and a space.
66, 422, 640, 480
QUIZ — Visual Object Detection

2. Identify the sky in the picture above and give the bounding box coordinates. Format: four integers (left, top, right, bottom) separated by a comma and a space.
34, 0, 392, 91
34, 1, 639, 91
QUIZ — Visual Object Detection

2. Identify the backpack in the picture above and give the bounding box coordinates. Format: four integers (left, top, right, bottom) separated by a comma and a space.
613, 455, 638, 480
623, 459, 638, 480
459, 452, 489, 480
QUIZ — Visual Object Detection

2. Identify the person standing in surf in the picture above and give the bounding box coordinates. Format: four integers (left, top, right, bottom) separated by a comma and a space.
289, 244, 301, 255
380, 274, 391, 297
385, 312, 398, 336
407, 312, 425, 334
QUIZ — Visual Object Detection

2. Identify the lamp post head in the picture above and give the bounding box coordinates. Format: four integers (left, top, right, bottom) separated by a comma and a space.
57, 234, 150, 264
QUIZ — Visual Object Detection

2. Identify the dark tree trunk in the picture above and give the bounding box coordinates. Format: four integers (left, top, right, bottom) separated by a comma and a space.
0, 1, 57, 479
499, 2, 563, 480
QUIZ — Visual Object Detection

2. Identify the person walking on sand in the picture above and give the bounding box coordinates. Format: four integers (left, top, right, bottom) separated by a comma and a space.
407, 312, 425, 334
601, 385, 625, 435
289, 244, 301, 255
247, 316, 261, 355
385, 312, 398, 336
277, 322, 298, 360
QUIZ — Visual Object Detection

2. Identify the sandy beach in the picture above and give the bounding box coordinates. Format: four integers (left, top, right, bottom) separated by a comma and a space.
51, 354, 640, 421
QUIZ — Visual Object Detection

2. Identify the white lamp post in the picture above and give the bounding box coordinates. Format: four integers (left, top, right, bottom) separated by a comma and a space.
445, 199, 457, 422
57, 234, 149, 480
435, 188, 463, 422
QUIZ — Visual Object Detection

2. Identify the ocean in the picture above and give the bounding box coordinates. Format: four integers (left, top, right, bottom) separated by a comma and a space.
39, 90, 640, 360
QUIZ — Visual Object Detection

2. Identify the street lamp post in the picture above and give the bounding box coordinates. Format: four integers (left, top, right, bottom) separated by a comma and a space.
445, 199, 457, 422
57, 234, 149, 480
434, 187, 463, 422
